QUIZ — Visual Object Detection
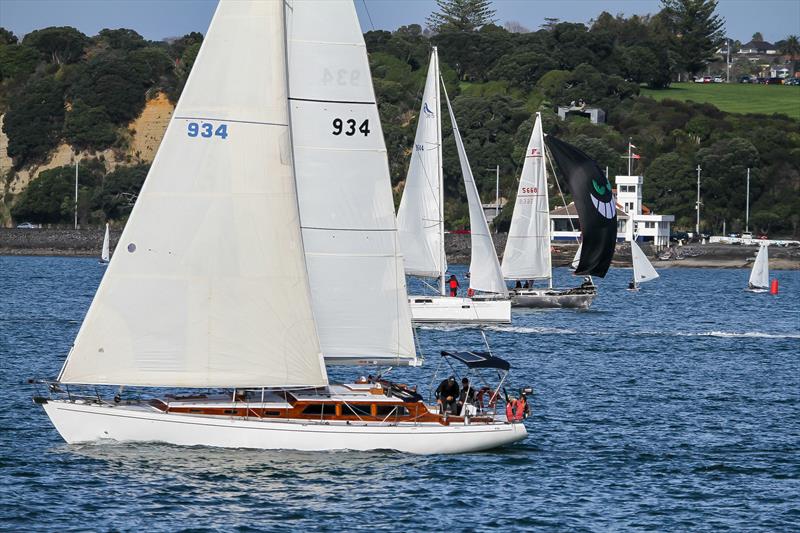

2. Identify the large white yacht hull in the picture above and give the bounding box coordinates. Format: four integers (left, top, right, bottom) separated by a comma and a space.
408, 296, 511, 324
510, 288, 596, 309
41, 399, 527, 455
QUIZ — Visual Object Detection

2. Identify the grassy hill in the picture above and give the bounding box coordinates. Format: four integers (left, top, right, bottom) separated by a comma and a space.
641, 82, 800, 119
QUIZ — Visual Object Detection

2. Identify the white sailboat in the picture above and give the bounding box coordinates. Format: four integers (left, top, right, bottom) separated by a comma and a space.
627, 239, 659, 291
746, 243, 769, 292
35, 0, 526, 454
397, 47, 510, 324
99, 223, 110, 264
501, 113, 596, 309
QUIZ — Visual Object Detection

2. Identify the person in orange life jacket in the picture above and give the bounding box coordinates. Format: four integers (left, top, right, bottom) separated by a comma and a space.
435, 376, 459, 415
505, 397, 516, 421
448, 274, 459, 297
506, 394, 530, 422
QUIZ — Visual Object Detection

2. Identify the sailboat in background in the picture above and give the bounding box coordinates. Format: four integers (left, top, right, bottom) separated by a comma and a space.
501, 114, 598, 309
99, 223, 110, 265
627, 239, 659, 291
746, 244, 769, 292
35, 0, 526, 454
397, 47, 510, 324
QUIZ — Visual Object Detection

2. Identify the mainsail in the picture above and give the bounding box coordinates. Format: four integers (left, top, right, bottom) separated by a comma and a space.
58, 0, 328, 388
442, 84, 507, 296
287, 0, 417, 365
502, 113, 551, 281
545, 136, 617, 277
749, 244, 769, 289
101, 223, 110, 263
631, 240, 659, 283
396, 48, 445, 281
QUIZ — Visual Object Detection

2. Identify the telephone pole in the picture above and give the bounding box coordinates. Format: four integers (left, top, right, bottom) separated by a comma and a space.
695, 165, 701, 236
74, 158, 79, 230
745, 168, 750, 233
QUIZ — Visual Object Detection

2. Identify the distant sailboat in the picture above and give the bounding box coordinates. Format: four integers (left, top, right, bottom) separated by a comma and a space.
627, 239, 659, 291
746, 244, 769, 292
34, 0, 526, 454
99, 223, 110, 265
397, 47, 510, 324
570, 243, 582, 271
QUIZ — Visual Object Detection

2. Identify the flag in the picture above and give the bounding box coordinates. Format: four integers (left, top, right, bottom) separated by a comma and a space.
629, 142, 637, 148
632, 154, 641, 159
545, 136, 617, 277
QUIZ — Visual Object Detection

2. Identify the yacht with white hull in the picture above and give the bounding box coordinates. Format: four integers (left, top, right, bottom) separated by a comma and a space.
398, 48, 510, 324
34, 0, 526, 455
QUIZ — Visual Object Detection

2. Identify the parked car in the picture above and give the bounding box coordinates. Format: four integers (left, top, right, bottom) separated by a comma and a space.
702, 76, 712, 83
739, 76, 752, 83
766, 77, 783, 85
784, 77, 800, 86
16, 222, 37, 229
755, 77, 767, 84
713, 76, 724, 83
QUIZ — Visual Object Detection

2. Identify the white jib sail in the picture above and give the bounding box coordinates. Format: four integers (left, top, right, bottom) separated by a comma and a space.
101, 223, 110, 262
287, 0, 417, 365
571, 243, 582, 270
631, 240, 659, 283
396, 48, 445, 280
749, 244, 769, 288
502, 113, 551, 281
58, 0, 328, 388
442, 83, 508, 297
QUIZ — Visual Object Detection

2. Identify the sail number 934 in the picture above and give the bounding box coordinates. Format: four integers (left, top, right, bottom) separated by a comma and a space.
332, 118, 370, 136
187, 122, 228, 139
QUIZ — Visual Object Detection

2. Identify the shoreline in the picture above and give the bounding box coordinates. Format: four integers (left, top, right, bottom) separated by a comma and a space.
1, 228, 798, 270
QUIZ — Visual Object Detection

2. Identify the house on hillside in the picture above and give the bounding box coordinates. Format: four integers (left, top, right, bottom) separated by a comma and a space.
738, 40, 778, 56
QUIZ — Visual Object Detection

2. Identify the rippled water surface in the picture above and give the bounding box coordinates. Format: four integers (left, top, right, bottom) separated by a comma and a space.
1, 256, 799, 531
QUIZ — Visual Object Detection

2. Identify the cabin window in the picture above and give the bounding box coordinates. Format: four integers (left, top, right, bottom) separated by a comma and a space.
343, 403, 372, 417
189, 409, 203, 413
375, 405, 408, 417
302, 404, 331, 416
262, 411, 281, 417
223, 409, 237, 415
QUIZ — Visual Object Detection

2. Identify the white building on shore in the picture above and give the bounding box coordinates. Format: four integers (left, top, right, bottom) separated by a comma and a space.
550, 174, 674, 249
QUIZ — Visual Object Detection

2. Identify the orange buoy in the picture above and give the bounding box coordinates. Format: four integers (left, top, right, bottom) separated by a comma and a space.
770, 279, 779, 295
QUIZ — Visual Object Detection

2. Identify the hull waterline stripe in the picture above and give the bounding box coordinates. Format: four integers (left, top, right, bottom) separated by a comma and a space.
53, 405, 519, 436
173, 116, 288, 127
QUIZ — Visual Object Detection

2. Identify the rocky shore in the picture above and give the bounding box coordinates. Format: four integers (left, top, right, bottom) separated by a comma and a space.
1, 228, 798, 269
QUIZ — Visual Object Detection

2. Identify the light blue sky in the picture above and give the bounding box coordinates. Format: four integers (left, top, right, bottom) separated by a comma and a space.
1, 0, 798, 43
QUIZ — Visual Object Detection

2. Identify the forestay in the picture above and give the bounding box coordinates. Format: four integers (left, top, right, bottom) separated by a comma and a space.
749, 244, 769, 288
397, 48, 445, 280
631, 240, 659, 283
502, 113, 551, 281
442, 84, 507, 296
59, 0, 328, 388
287, 0, 417, 365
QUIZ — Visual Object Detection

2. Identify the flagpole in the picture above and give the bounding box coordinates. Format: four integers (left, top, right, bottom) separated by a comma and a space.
627, 137, 632, 176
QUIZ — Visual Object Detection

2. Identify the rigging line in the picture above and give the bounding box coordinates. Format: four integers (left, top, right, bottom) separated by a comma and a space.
361, 0, 375, 32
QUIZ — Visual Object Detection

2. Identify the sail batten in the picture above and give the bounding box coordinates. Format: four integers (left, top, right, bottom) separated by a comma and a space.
58, 0, 328, 388
502, 114, 551, 281
287, 0, 417, 365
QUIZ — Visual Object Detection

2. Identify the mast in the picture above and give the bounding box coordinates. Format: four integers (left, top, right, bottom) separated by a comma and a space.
696, 165, 701, 236
435, 47, 445, 296
746, 167, 750, 233
74, 158, 79, 230
541, 113, 553, 288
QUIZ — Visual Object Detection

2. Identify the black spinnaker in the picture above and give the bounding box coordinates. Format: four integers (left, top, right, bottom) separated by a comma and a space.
545, 135, 617, 277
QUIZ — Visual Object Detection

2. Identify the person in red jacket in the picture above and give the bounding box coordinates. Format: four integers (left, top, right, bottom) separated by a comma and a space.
448, 274, 459, 297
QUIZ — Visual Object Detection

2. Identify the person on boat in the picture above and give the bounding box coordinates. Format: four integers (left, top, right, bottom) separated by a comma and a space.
628, 281, 636, 290
515, 393, 530, 420
457, 377, 475, 414
522, 280, 530, 289
505, 397, 516, 421
515, 280, 522, 289
436, 376, 460, 415
580, 277, 594, 289
448, 275, 459, 297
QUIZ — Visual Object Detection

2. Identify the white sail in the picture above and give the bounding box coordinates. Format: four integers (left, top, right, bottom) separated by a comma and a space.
749, 244, 769, 288
101, 223, 110, 262
58, 0, 328, 388
397, 48, 445, 280
571, 243, 582, 270
502, 113, 551, 281
442, 84, 507, 297
287, 0, 417, 365
631, 240, 659, 284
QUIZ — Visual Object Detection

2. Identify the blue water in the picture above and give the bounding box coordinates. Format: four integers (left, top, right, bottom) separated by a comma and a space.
1, 256, 799, 532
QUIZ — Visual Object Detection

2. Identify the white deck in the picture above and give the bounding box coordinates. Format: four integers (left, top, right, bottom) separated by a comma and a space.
408, 295, 511, 324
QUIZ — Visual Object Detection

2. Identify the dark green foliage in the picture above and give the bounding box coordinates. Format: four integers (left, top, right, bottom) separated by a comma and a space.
92, 164, 150, 220
3, 76, 65, 166
63, 100, 117, 150
0, 42, 40, 82
488, 51, 556, 92
21, 26, 90, 64
96, 28, 146, 51
427, 0, 497, 33
11, 165, 77, 223
0, 27, 18, 45
661, 0, 725, 76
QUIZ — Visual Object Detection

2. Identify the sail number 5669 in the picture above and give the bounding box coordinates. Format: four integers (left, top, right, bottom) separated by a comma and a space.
332, 118, 370, 136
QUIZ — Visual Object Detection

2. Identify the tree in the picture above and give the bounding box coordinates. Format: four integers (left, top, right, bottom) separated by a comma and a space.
93, 164, 149, 220
0, 27, 18, 45
3, 76, 65, 166
96, 28, 146, 51
751, 32, 764, 42
661, 0, 725, 76
21, 26, 90, 64
63, 100, 117, 150
779, 35, 800, 73
11, 166, 77, 223
488, 51, 556, 91
427, 0, 496, 33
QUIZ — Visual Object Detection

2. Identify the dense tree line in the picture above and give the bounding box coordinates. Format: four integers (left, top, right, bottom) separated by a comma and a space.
2, 0, 799, 236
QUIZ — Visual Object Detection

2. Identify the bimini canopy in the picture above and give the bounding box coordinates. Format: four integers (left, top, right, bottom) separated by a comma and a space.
440, 351, 511, 371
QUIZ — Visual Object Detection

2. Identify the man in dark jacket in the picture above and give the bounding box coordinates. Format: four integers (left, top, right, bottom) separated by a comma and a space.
457, 377, 475, 415
435, 376, 459, 415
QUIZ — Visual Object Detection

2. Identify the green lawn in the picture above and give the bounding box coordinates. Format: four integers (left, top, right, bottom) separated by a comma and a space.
641, 82, 800, 120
